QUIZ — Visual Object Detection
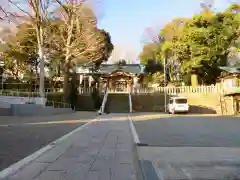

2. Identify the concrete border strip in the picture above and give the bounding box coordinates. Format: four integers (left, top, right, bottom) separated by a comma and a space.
128, 115, 140, 144
0, 118, 97, 179
141, 160, 161, 180
152, 161, 164, 180
128, 115, 145, 180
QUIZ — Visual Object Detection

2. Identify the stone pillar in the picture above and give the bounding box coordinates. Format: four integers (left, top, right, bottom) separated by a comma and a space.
89, 76, 93, 88
133, 76, 138, 92
109, 80, 112, 89
79, 74, 83, 94
232, 96, 235, 115
84, 75, 87, 92
79, 75, 83, 85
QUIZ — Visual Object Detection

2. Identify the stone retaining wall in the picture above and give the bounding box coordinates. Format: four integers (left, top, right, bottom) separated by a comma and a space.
0, 104, 73, 116
132, 93, 221, 114
11, 104, 73, 116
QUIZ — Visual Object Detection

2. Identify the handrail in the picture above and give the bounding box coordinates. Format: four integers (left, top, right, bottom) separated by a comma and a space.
99, 88, 108, 114
128, 92, 132, 113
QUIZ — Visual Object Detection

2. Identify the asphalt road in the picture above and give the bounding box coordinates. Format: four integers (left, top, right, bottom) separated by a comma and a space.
134, 115, 240, 147
134, 115, 240, 179
0, 112, 95, 171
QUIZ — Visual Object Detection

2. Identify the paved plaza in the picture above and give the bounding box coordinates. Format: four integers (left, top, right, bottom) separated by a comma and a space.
0, 114, 141, 180
1, 112, 240, 180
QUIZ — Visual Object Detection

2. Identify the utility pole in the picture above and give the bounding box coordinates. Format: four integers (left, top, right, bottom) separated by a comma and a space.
164, 53, 167, 113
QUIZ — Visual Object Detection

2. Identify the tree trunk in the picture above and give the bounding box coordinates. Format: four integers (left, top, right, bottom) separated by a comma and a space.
70, 71, 77, 110
0, 67, 3, 91
36, 24, 45, 104
29, 68, 33, 92
63, 61, 71, 102
191, 74, 198, 87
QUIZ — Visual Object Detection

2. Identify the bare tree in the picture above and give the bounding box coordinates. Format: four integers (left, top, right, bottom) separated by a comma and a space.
53, 0, 113, 98
1, 0, 113, 103
0, 0, 51, 103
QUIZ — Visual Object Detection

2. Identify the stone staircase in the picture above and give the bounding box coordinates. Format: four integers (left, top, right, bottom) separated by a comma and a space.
104, 93, 130, 113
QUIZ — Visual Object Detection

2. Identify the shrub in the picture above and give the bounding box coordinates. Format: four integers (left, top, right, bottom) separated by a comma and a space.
25, 101, 36, 104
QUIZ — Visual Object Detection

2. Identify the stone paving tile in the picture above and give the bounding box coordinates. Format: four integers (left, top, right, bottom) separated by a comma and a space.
183, 166, 239, 180
103, 132, 118, 148
84, 148, 101, 156
36, 145, 69, 163
91, 157, 114, 171
88, 170, 112, 180
98, 147, 115, 159
46, 158, 84, 171
115, 149, 134, 164
61, 146, 90, 158
159, 167, 189, 180
84, 170, 110, 180
34, 170, 66, 180
84, 171, 99, 180
61, 164, 91, 180
55, 154, 96, 165
75, 154, 97, 164
112, 163, 136, 180
6, 162, 49, 180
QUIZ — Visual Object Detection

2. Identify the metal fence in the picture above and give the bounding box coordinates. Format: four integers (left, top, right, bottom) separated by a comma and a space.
46, 100, 72, 108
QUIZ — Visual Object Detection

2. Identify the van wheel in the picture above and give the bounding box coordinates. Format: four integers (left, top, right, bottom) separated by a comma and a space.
167, 110, 170, 114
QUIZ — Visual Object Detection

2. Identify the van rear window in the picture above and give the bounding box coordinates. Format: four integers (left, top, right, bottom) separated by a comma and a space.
175, 99, 187, 104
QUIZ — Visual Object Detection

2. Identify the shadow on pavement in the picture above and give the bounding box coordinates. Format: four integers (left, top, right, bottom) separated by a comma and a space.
133, 115, 240, 147
0, 111, 97, 125
189, 105, 217, 114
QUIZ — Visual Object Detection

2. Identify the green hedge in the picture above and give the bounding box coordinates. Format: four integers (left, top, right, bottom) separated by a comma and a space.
46, 93, 64, 102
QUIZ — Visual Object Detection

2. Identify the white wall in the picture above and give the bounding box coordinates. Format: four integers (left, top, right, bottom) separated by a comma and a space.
0, 96, 44, 105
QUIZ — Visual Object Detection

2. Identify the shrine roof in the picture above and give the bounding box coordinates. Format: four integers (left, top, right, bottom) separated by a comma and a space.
99, 64, 144, 74
220, 65, 240, 74
224, 87, 240, 96
76, 64, 145, 74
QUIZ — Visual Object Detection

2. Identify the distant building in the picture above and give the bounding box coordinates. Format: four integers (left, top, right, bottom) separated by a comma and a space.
76, 63, 145, 92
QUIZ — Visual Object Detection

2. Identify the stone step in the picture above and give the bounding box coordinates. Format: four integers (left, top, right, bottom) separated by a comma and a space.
105, 94, 129, 113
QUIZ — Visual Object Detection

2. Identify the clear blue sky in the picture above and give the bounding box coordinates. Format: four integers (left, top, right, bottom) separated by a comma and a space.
98, 0, 233, 62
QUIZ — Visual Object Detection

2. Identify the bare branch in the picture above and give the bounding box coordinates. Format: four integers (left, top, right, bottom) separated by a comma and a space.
8, 0, 34, 20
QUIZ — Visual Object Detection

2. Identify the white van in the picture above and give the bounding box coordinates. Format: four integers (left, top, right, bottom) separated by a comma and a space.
168, 97, 189, 114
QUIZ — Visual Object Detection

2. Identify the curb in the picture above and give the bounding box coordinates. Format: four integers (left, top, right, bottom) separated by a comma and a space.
129, 115, 149, 146
141, 160, 161, 180
0, 119, 96, 179
128, 115, 140, 144
128, 115, 145, 180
